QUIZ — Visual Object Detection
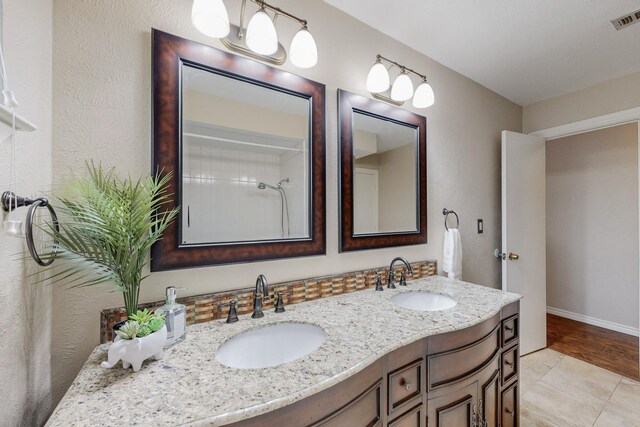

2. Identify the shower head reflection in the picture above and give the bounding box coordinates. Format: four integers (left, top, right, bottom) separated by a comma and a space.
257, 182, 278, 190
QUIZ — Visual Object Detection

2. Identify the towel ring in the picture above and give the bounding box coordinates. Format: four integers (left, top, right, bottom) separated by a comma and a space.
2, 191, 60, 266
442, 208, 459, 231
26, 198, 59, 266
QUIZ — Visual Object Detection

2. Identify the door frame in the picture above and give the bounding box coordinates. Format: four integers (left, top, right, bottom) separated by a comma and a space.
353, 167, 379, 234
529, 106, 640, 370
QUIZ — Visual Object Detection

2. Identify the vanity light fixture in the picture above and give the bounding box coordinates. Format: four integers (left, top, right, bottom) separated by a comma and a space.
191, 0, 318, 68
366, 54, 435, 108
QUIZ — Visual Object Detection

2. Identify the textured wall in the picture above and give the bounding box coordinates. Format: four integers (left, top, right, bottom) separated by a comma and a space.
523, 70, 640, 133
0, 0, 52, 425
547, 124, 639, 328
51, 0, 521, 409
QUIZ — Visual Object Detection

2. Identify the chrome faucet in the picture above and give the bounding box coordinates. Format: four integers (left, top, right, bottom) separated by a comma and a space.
252, 274, 270, 318
388, 257, 414, 289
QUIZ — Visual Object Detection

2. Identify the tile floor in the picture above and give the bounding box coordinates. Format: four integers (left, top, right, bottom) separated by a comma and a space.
520, 348, 640, 426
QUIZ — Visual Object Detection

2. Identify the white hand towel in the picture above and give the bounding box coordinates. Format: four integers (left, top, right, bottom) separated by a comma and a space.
442, 229, 462, 280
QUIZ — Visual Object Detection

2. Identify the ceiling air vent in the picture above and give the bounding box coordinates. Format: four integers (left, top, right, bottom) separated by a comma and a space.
611, 9, 640, 30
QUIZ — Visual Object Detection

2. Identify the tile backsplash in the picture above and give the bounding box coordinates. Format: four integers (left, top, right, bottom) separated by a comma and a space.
100, 260, 437, 343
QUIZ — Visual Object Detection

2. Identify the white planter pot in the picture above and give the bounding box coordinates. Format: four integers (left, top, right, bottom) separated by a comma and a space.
101, 325, 167, 372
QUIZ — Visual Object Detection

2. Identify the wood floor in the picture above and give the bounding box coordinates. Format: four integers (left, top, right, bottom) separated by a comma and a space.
547, 313, 639, 380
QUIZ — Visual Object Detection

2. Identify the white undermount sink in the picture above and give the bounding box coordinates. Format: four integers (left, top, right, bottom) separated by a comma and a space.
215, 322, 326, 369
391, 292, 457, 312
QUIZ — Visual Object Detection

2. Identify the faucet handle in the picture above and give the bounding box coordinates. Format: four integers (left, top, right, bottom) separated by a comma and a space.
399, 271, 408, 286
219, 300, 239, 323
375, 274, 384, 291
274, 292, 293, 313
387, 271, 397, 289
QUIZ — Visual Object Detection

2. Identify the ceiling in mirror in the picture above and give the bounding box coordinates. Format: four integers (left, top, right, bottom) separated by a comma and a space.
151, 30, 326, 271
338, 89, 427, 252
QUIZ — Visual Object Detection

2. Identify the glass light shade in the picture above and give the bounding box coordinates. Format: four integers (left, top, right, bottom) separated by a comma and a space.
390, 72, 414, 102
412, 81, 435, 108
191, 0, 230, 38
246, 9, 278, 55
290, 28, 318, 68
366, 61, 390, 93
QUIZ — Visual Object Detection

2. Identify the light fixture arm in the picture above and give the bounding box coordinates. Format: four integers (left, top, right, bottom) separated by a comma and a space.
250, 0, 307, 28
238, 0, 247, 38
376, 54, 427, 82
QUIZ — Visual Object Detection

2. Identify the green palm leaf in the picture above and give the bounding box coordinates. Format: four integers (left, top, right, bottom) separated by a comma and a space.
37, 161, 179, 316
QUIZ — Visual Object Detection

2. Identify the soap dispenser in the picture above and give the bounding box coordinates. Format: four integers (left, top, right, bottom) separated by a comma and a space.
155, 286, 186, 347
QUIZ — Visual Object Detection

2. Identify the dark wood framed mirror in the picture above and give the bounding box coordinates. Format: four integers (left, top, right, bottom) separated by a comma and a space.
151, 30, 326, 271
338, 89, 427, 252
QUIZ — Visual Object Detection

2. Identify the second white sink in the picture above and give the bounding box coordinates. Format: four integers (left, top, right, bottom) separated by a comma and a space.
215, 322, 326, 369
392, 292, 457, 312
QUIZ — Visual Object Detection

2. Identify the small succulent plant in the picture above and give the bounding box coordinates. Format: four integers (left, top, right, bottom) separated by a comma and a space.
115, 321, 141, 340
129, 308, 156, 325
115, 309, 166, 340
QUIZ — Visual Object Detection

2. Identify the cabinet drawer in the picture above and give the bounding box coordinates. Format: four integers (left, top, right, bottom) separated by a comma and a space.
388, 404, 423, 427
388, 359, 423, 417
501, 346, 519, 386
501, 382, 518, 427
501, 314, 518, 348
428, 325, 500, 391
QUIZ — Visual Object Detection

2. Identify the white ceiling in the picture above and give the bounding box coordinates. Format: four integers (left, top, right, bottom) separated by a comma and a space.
354, 112, 416, 153
325, 0, 640, 106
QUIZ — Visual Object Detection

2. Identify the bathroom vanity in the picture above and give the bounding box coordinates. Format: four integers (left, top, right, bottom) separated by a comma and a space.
47, 276, 520, 427
227, 300, 518, 427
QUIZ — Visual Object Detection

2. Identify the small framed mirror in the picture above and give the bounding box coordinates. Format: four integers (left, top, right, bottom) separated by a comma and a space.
338, 89, 427, 251
152, 30, 326, 271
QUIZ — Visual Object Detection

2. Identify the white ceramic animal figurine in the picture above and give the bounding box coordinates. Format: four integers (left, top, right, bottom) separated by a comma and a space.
101, 325, 167, 372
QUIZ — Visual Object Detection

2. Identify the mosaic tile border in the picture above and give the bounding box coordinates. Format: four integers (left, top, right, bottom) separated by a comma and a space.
100, 260, 438, 343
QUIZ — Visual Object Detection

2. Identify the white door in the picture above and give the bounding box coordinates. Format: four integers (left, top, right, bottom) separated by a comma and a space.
354, 168, 379, 234
501, 130, 546, 355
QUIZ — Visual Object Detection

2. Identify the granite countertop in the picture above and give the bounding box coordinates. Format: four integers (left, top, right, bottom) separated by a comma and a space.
47, 276, 521, 426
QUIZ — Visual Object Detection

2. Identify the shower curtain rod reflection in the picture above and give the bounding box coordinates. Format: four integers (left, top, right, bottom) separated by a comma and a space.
257, 178, 291, 238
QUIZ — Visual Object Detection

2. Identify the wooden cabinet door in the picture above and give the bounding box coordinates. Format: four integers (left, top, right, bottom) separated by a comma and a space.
501, 382, 518, 427
480, 368, 500, 427
388, 404, 423, 427
427, 381, 477, 427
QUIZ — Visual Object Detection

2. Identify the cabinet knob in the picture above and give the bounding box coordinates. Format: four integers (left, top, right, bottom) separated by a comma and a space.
505, 408, 515, 417
505, 325, 514, 332
400, 378, 412, 391
504, 360, 514, 368
508, 252, 520, 261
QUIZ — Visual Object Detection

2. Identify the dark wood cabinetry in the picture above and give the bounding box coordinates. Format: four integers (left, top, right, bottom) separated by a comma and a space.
501, 382, 518, 427
481, 367, 500, 427
229, 302, 519, 427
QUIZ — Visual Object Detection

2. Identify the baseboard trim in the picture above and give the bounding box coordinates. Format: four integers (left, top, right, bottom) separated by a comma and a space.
546, 306, 639, 337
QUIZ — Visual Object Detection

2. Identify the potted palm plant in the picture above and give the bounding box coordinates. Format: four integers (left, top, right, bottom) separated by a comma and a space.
41, 162, 179, 318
